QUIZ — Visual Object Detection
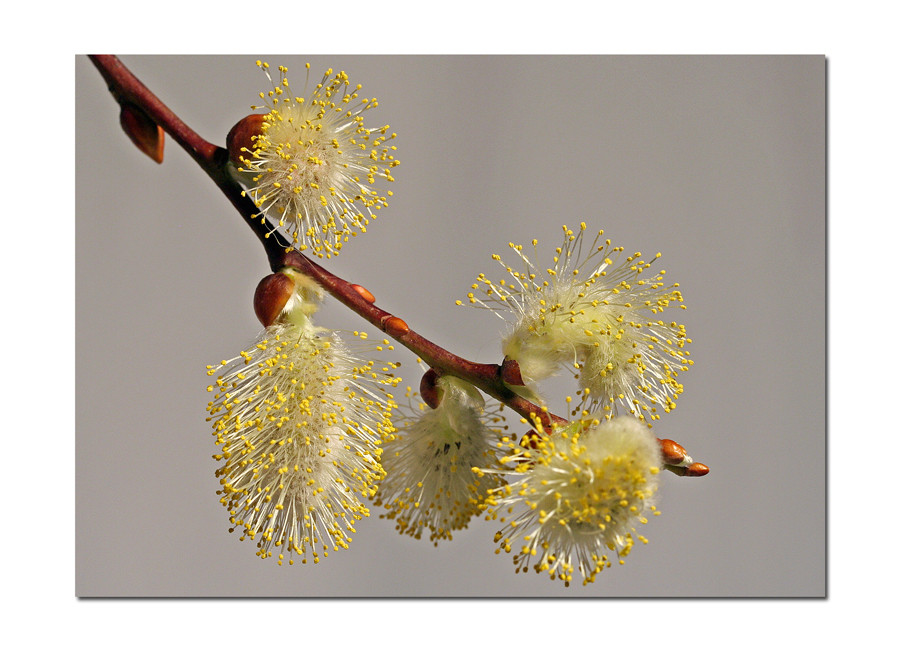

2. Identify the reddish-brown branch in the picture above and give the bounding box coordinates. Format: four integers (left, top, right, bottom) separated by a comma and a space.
88, 55, 277, 254
87, 54, 557, 426
88, 54, 705, 476
275, 249, 567, 428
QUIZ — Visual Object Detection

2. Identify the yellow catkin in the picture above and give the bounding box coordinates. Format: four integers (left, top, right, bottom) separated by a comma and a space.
206, 322, 400, 564
461, 223, 691, 425
237, 62, 399, 258
480, 414, 661, 586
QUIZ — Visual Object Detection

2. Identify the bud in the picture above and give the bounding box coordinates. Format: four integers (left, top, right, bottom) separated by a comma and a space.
501, 356, 524, 386
658, 438, 688, 466
119, 102, 164, 164
351, 284, 376, 304
419, 368, 442, 409
384, 316, 410, 338
253, 272, 295, 327
685, 462, 709, 477
519, 429, 542, 450
226, 113, 266, 168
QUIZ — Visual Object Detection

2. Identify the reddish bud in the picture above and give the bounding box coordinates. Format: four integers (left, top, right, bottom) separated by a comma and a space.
685, 463, 709, 477
419, 369, 441, 409
501, 356, 525, 386
657, 438, 687, 465
226, 113, 266, 167
253, 272, 295, 327
119, 103, 164, 164
383, 316, 410, 338
350, 284, 376, 304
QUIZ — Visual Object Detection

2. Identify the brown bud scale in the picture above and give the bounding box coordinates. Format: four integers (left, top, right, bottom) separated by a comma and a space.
383, 316, 410, 338
350, 284, 376, 303
657, 438, 687, 465
253, 272, 295, 327
501, 356, 525, 386
226, 113, 266, 167
419, 369, 441, 409
685, 463, 709, 477
119, 103, 164, 164
519, 430, 543, 450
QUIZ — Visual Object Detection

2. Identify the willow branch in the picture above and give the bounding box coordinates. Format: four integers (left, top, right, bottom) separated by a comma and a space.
89, 55, 271, 253
88, 55, 555, 422
88, 55, 706, 476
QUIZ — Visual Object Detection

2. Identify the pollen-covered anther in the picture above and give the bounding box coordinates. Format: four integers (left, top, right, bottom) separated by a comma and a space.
226, 113, 267, 167
253, 272, 296, 327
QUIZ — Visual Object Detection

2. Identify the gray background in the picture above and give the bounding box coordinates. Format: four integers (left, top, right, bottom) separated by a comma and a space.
76, 55, 825, 597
